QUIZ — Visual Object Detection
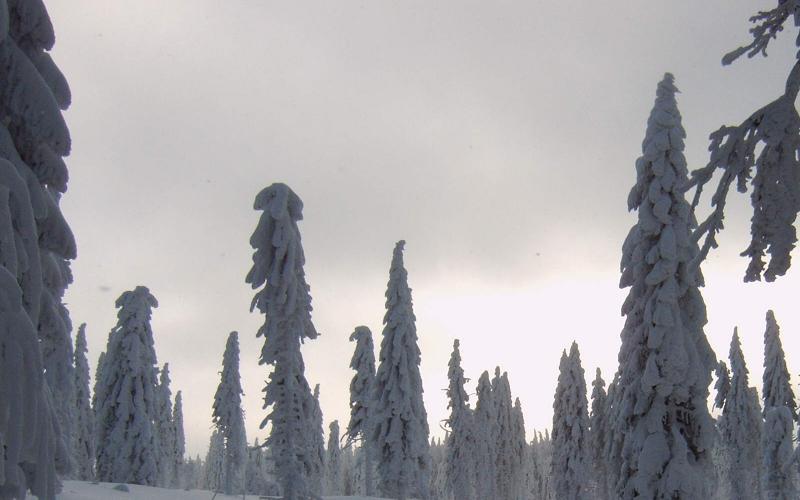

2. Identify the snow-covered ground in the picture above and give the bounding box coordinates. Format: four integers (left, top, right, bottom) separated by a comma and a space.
56, 481, 384, 500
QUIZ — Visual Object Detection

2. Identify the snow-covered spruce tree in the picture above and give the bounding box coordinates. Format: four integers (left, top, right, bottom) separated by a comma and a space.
172, 390, 186, 488
94, 286, 160, 486
762, 405, 796, 499
155, 363, 175, 487
510, 397, 527, 500
719, 328, 763, 499
0, 0, 78, 495
714, 361, 731, 411
610, 74, 716, 499
72, 323, 94, 480
325, 420, 343, 495
344, 325, 377, 496
589, 368, 608, 500
212, 331, 248, 495
245, 183, 320, 500
494, 370, 516, 500
309, 384, 326, 496
473, 370, 498, 500
688, 0, 800, 282
551, 343, 589, 500
763, 310, 796, 418
371, 240, 431, 500
204, 430, 225, 493
444, 339, 475, 500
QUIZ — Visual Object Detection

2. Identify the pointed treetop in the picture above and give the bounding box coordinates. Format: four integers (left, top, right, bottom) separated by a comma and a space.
763, 310, 797, 418
253, 182, 304, 221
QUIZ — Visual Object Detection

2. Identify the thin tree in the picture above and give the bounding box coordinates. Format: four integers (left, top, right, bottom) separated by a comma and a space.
609, 74, 716, 499
325, 421, 343, 495
762, 406, 796, 499
172, 390, 186, 488
245, 183, 320, 500
371, 240, 431, 500
510, 397, 527, 500
344, 325, 377, 496
155, 363, 175, 487
589, 368, 608, 500
473, 371, 498, 500
309, 384, 326, 496
762, 310, 796, 418
444, 339, 475, 500
72, 323, 94, 480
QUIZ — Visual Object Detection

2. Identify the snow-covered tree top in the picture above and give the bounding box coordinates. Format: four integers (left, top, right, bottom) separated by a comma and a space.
714, 360, 731, 410
114, 286, 158, 323
762, 310, 796, 417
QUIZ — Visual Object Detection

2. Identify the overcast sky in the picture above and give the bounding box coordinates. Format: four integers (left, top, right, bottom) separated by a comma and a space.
48, 0, 800, 456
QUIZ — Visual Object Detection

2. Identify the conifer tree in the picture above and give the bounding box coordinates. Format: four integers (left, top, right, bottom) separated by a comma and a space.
309, 384, 326, 496
473, 371, 498, 500
94, 286, 160, 486
155, 363, 175, 487
204, 430, 225, 493
371, 240, 431, 500
494, 370, 516, 500
444, 339, 475, 500
714, 361, 731, 411
762, 406, 796, 500
172, 390, 186, 488
245, 183, 320, 500
718, 329, 763, 500
344, 325, 377, 496
762, 310, 796, 418
0, 0, 78, 495
212, 331, 248, 495
510, 397, 527, 500
325, 421, 343, 495
610, 74, 716, 499
72, 323, 94, 481
589, 368, 608, 500
551, 343, 589, 500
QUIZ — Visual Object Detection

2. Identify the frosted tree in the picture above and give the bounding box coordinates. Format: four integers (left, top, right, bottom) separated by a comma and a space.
325, 421, 343, 495
494, 370, 517, 500
473, 371, 498, 500
72, 323, 94, 480
718, 329, 763, 499
610, 74, 716, 499
172, 390, 186, 488
551, 343, 589, 500
714, 361, 731, 411
510, 397, 527, 500
371, 240, 431, 500
762, 310, 796, 418
444, 339, 475, 500
589, 368, 608, 500
245, 183, 320, 500
94, 286, 160, 486
204, 430, 225, 493
155, 363, 175, 487
762, 406, 796, 499
0, 0, 78, 495
344, 325, 377, 496
212, 331, 248, 495
309, 384, 326, 496
688, 0, 800, 282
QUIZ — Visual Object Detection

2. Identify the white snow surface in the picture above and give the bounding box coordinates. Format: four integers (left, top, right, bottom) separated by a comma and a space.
55, 481, 388, 500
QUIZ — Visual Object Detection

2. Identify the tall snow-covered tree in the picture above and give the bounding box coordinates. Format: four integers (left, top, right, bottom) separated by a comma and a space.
344, 325, 376, 496
309, 384, 326, 496
688, 0, 800, 282
510, 397, 527, 500
444, 339, 475, 500
212, 331, 248, 496
155, 363, 175, 487
172, 390, 186, 488
762, 310, 796, 418
325, 420, 343, 495
589, 368, 608, 500
0, 0, 78, 495
609, 74, 716, 499
371, 240, 431, 500
245, 183, 320, 500
762, 405, 796, 500
494, 369, 516, 500
551, 343, 589, 500
718, 329, 763, 500
94, 286, 160, 486
204, 430, 225, 493
72, 323, 94, 481
473, 370, 498, 500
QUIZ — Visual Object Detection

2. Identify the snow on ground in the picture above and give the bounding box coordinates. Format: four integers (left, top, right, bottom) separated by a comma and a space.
56, 481, 385, 500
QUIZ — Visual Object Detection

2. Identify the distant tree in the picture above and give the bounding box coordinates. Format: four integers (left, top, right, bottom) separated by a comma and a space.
71, 323, 94, 481
473, 371, 498, 500
762, 406, 796, 499
371, 241, 431, 500
325, 421, 343, 495
551, 343, 589, 500
493, 369, 517, 500
212, 331, 248, 495
94, 286, 160, 485
309, 384, 326, 496
609, 74, 716, 499
444, 339, 475, 500
204, 430, 225, 493
172, 390, 186, 488
510, 397, 527, 500
344, 325, 377, 496
688, 0, 800, 282
589, 368, 608, 500
714, 361, 731, 411
719, 329, 763, 500
245, 183, 320, 500
762, 310, 796, 418
155, 363, 175, 487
